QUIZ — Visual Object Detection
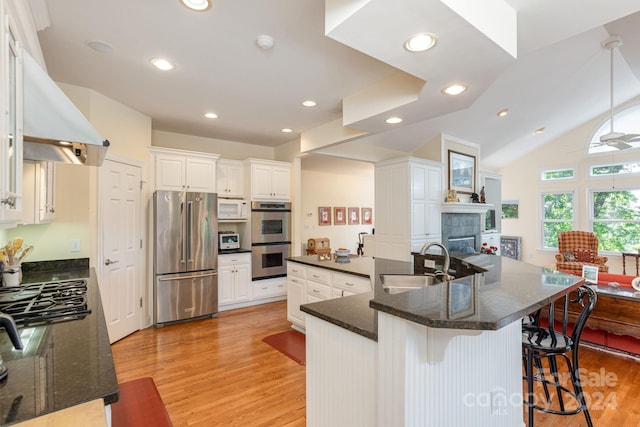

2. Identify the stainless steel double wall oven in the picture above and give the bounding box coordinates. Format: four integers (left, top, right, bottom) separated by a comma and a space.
251, 201, 291, 280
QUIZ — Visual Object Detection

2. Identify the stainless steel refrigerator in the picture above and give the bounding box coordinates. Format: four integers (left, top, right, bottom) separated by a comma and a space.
153, 190, 218, 325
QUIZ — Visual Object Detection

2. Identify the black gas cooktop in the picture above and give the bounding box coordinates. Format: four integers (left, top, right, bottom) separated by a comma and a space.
0, 279, 90, 326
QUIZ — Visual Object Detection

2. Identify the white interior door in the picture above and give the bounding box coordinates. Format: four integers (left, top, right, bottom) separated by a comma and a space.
99, 158, 143, 343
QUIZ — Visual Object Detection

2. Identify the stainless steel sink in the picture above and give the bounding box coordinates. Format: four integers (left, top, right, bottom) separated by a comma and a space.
380, 274, 443, 294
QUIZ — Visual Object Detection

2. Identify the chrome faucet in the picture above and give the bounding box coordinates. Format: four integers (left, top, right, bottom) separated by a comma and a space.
419, 242, 453, 281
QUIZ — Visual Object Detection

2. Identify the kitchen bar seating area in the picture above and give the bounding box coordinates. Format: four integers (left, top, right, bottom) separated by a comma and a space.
106, 299, 640, 426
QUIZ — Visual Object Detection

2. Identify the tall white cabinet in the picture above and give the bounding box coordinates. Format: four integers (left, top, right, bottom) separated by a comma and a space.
0, 0, 23, 227
375, 157, 443, 262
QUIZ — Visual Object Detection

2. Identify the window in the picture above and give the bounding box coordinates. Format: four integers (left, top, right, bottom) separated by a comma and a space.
541, 168, 574, 180
590, 161, 640, 176
589, 103, 640, 154
542, 192, 574, 249
591, 189, 640, 252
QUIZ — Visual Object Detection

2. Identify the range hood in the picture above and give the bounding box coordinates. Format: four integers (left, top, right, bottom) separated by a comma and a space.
22, 50, 109, 166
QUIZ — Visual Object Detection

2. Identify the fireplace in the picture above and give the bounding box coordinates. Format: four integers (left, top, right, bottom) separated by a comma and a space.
447, 236, 476, 254
441, 213, 482, 254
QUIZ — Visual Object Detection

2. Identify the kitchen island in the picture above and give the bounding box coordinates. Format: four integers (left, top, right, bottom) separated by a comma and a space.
292, 254, 584, 427
0, 259, 118, 426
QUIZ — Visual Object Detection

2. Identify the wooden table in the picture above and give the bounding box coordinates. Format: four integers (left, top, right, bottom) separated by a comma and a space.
622, 251, 640, 276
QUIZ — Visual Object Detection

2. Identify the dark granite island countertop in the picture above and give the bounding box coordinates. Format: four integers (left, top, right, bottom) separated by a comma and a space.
0, 259, 118, 426
295, 254, 584, 340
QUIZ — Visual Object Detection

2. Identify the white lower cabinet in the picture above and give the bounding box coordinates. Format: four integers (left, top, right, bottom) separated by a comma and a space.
287, 261, 372, 330
219, 253, 286, 311
287, 275, 306, 328
218, 253, 251, 308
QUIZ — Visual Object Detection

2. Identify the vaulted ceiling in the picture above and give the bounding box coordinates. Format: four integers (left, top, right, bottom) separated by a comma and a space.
32, 0, 640, 169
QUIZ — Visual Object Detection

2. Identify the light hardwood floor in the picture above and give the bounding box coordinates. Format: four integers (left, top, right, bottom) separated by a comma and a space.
111, 300, 640, 426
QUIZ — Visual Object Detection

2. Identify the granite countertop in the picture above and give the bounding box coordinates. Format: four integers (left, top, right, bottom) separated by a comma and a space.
0, 259, 118, 426
293, 254, 584, 341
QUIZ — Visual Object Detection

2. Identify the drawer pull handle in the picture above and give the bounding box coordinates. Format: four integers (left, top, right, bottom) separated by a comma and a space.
345, 282, 354, 286
313, 289, 319, 293
313, 274, 320, 278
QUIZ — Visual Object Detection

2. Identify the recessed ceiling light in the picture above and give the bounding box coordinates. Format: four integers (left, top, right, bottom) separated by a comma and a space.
534, 127, 545, 134
442, 84, 468, 96
204, 112, 218, 119
302, 100, 317, 107
386, 117, 403, 124
59, 141, 73, 146
180, 0, 211, 11
256, 35, 275, 50
497, 108, 509, 117
86, 40, 114, 54
282, 128, 293, 133
404, 33, 437, 52
150, 58, 175, 71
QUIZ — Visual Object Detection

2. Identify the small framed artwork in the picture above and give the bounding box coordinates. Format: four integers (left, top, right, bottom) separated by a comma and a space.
333, 208, 347, 225
361, 207, 372, 225
448, 150, 476, 194
334, 207, 346, 225
318, 207, 331, 226
348, 207, 360, 225
446, 189, 458, 202
582, 265, 599, 285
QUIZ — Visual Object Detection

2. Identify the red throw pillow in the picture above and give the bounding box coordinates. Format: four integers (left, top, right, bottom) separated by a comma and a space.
574, 248, 595, 263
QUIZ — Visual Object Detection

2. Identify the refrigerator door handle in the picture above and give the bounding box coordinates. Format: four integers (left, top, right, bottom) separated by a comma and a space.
186, 200, 194, 266
158, 272, 218, 282
180, 200, 187, 265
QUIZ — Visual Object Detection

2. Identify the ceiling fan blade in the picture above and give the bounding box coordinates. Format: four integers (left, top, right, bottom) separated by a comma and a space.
610, 140, 632, 150
618, 133, 640, 142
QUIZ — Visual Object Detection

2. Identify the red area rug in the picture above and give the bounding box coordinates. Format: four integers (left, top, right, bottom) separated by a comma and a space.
263, 329, 306, 365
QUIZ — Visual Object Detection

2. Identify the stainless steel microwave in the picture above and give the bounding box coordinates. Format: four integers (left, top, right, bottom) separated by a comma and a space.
218, 199, 248, 220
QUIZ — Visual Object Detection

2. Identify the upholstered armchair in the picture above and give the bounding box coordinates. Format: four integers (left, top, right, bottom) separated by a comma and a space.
555, 231, 609, 273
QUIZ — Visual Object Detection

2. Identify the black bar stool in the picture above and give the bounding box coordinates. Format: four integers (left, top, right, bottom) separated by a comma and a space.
522, 285, 597, 426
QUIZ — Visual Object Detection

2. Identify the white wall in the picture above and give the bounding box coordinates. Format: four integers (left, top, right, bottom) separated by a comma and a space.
499, 105, 640, 274
300, 158, 375, 254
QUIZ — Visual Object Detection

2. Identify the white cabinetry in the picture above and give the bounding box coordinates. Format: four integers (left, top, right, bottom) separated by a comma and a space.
245, 158, 290, 201
286, 261, 372, 329
0, 1, 23, 227
218, 253, 251, 309
375, 158, 443, 261
150, 147, 219, 192
287, 264, 306, 329
216, 159, 244, 198
21, 160, 55, 224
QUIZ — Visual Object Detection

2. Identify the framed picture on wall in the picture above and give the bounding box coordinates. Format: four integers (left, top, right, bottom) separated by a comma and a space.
448, 150, 476, 194
334, 207, 347, 225
318, 207, 331, 226
361, 207, 373, 225
348, 207, 360, 225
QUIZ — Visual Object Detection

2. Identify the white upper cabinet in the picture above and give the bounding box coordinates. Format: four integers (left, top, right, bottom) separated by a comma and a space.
216, 159, 244, 198
149, 147, 219, 193
245, 159, 290, 201
0, 0, 23, 227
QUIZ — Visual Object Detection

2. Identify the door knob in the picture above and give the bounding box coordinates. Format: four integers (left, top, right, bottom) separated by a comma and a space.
104, 258, 119, 265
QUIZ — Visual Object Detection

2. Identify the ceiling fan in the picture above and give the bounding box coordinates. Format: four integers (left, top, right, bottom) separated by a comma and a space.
594, 36, 640, 151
